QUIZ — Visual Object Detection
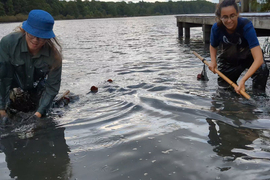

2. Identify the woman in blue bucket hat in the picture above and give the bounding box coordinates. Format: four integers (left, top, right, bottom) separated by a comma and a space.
0, 9, 62, 125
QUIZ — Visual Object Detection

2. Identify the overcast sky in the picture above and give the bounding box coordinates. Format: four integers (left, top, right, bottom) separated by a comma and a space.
208, 0, 219, 3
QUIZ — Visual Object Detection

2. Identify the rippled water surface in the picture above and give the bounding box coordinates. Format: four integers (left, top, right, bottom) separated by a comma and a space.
1, 15, 270, 180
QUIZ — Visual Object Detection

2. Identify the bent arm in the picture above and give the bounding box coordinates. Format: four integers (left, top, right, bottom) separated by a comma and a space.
236, 20, 264, 93
241, 46, 263, 82
236, 45, 263, 93
209, 45, 218, 73
36, 65, 62, 116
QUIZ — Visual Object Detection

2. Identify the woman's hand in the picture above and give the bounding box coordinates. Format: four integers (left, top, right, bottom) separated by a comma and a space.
34, 112, 42, 118
0, 110, 7, 117
208, 61, 217, 74
0, 110, 10, 125
235, 79, 246, 94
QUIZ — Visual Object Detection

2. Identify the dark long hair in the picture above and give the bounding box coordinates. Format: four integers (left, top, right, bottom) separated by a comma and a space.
215, 0, 239, 26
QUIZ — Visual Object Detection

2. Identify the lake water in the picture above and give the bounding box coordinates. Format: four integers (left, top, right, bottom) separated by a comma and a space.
1, 15, 270, 180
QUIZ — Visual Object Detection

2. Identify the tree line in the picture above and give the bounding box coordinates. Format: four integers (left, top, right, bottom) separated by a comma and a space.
254, 0, 270, 12
0, 0, 216, 22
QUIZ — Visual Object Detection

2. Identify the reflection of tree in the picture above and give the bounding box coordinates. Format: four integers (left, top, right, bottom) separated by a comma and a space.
207, 118, 259, 159
207, 99, 260, 159
210, 98, 259, 122
0, 122, 71, 180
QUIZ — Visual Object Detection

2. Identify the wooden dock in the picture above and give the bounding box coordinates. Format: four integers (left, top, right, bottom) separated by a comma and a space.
175, 13, 270, 43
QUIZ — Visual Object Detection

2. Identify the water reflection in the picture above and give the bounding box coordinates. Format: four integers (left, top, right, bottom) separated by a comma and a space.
208, 93, 261, 160
211, 99, 258, 122
0, 122, 71, 180
0, 16, 266, 179
178, 37, 210, 55
207, 118, 260, 159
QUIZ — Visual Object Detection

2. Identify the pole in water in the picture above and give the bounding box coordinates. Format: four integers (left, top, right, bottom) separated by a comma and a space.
193, 51, 251, 100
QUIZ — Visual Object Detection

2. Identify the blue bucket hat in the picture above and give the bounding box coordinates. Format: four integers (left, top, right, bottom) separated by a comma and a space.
22, 9, 55, 39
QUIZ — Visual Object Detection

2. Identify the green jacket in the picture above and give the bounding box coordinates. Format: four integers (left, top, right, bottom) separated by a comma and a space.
0, 32, 62, 115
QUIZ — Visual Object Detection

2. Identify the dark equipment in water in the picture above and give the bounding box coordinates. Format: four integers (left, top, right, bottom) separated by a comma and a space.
90, 86, 98, 93
193, 51, 251, 100
197, 63, 209, 81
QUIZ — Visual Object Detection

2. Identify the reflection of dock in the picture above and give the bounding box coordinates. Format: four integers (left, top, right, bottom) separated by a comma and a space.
175, 13, 270, 43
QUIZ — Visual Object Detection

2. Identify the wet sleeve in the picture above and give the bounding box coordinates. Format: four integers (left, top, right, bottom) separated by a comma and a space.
0, 36, 13, 110
243, 21, 259, 49
210, 23, 220, 48
37, 64, 62, 115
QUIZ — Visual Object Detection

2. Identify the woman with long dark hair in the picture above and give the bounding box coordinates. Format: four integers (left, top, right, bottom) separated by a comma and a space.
209, 0, 269, 95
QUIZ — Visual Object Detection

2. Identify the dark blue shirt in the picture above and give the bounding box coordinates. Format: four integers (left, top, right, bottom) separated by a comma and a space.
210, 17, 259, 50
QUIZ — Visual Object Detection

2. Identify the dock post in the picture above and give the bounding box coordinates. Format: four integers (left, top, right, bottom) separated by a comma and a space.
184, 23, 190, 38
177, 21, 183, 39
202, 24, 212, 44
243, 0, 249, 12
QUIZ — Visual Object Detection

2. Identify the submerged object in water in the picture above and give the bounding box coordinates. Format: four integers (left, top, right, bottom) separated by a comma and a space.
90, 86, 98, 93
197, 63, 209, 81
53, 90, 71, 108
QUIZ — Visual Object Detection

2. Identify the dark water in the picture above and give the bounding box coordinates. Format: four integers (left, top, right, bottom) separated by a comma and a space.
1, 15, 270, 180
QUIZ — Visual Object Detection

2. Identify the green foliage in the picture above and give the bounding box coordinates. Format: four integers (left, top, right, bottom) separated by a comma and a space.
5, 0, 14, 15
0, 2, 6, 16
12, 0, 27, 14
251, 0, 270, 12
66, 1, 79, 18
0, 0, 217, 22
0, 13, 27, 22
15, 13, 27, 21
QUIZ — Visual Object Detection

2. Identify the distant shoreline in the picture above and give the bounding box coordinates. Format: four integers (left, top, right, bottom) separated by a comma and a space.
0, 14, 178, 23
